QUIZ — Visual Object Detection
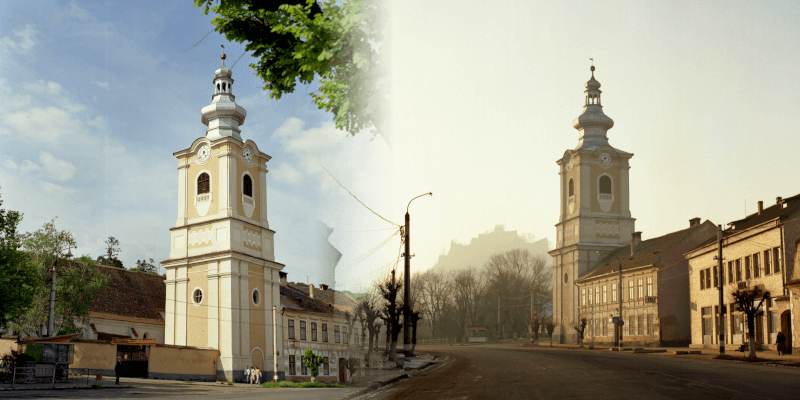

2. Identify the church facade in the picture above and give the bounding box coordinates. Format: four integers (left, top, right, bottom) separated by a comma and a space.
162, 53, 285, 381
549, 66, 636, 344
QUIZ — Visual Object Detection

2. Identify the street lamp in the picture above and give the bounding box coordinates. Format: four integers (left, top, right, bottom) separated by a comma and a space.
403, 192, 432, 354
46, 245, 73, 337
597, 250, 623, 351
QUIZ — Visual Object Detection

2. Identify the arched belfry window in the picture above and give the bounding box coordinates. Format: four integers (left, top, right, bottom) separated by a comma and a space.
599, 176, 612, 194
198, 173, 210, 194
568, 178, 575, 197
243, 174, 253, 197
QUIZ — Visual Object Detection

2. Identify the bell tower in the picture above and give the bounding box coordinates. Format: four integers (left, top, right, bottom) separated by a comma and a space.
163, 51, 285, 381
549, 65, 635, 344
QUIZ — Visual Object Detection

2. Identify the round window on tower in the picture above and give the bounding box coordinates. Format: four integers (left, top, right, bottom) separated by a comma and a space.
564, 272, 569, 284
192, 288, 204, 305
252, 288, 261, 306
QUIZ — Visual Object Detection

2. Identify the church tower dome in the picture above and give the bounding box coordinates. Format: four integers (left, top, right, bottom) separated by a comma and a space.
201, 51, 247, 141
572, 66, 614, 148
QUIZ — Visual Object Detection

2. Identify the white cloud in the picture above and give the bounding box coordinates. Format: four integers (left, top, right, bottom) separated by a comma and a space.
3, 106, 81, 143
271, 117, 341, 156
39, 181, 75, 200
20, 81, 62, 96
270, 162, 303, 185
3, 160, 18, 170
92, 81, 109, 89
0, 25, 37, 53
19, 160, 40, 175
87, 116, 105, 130
39, 152, 76, 182
68, 2, 92, 20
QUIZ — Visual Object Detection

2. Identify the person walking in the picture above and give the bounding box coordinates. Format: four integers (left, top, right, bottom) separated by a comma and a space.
244, 366, 251, 384
777, 331, 787, 355
254, 367, 262, 385
114, 356, 122, 385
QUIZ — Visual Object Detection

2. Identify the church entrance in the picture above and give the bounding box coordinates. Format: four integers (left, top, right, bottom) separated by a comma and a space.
251, 348, 264, 371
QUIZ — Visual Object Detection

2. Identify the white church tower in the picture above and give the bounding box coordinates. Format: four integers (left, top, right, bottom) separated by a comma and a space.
549, 65, 635, 344
162, 52, 285, 381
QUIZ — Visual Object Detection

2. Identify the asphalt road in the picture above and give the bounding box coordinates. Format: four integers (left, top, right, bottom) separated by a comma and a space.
366, 343, 800, 400
0, 382, 358, 399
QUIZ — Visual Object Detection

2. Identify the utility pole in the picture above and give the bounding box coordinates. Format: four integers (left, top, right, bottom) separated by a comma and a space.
403, 192, 431, 355
272, 305, 279, 382
717, 224, 725, 355
46, 246, 72, 337
618, 258, 623, 350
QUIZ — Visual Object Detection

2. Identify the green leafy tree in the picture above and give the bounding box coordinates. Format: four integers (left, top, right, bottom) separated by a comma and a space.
8, 220, 109, 336
0, 191, 37, 332
132, 258, 159, 274
96, 236, 123, 269
302, 348, 324, 382
194, 0, 387, 138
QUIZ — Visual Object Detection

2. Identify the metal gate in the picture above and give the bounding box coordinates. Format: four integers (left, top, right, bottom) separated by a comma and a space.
116, 345, 149, 378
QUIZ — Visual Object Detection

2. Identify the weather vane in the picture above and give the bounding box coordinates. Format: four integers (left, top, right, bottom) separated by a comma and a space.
590, 57, 594, 66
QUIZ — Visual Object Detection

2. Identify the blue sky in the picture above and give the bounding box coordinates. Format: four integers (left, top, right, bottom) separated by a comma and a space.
2, 1, 800, 292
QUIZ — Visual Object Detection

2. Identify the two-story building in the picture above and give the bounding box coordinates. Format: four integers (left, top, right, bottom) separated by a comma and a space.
687, 195, 800, 351
576, 219, 717, 347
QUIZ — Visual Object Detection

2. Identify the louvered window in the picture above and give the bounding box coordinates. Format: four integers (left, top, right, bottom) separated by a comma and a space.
198, 173, 210, 194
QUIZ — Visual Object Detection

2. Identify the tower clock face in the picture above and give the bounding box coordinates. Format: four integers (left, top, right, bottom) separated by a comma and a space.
197, 145, 210, 163
599, 152, 612, 167
243, 147, 253, 164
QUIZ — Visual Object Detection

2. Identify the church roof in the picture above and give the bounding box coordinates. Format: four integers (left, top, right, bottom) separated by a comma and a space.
88, 265, 166, 322
577, 220, 717, 282
281, 284, 346, 316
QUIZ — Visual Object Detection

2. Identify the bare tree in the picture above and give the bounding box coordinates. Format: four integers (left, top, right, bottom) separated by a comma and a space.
527, 312, 542, 345
450, 267, 486, 342
573, 318, 587, 347
545, 319, 556, 346
485, 249, 550, 339
731, 286, 770, 359
377, 271, 404, 361
418, 270, 449, 339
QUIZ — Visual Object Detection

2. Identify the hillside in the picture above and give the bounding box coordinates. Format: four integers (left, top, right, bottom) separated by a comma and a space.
431, 225, 550, 273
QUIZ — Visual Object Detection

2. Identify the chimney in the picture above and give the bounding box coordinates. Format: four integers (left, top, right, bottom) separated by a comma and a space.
279, 271, 288, 286
631, 232, 642, 256
309, 284, 315, 299
758, 201, 763, 215
689, 218, 701, 227
777, 197, 783, 205
320, 284, 329, 291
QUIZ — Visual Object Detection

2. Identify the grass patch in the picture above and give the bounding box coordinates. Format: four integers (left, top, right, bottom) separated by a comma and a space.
260, 381, 347, 388
91, 384, 102, 389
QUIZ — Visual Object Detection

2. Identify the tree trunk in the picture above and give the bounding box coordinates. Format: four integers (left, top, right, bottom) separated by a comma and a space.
411, 322, 417, 356
389, 341, 397, 361
747, 313, 757, 359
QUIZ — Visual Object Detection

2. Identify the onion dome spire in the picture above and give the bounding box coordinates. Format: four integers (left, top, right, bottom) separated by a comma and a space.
201, 48, 247, 141
572, 64, 614, 148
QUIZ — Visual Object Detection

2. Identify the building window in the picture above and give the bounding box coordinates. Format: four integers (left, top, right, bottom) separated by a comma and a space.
733, 315, 743, 335
335, 325, 341, 343
628, 280, 634, 300
311, 322, 318, 341
288, 319, 295, 340
300, 321, 307, 341
568, 178, 575, 197
612, 283, 617, 302
343, 327, 349, 344
735, 259, 742, 282
323, 357, 329, 375
588, 319, 593, 337
602, 319, 607, 336
705, 269, 711, 291
595, 287, 600, 304
647, 315, 654, 336
774, 248, 782, 273
753, 253, 760, 278
770, 311, 778, 334
289, 355, 296, 375
243, 174, 253, 197
582, 288, 586, 306
700, 270, 705, 290
647, 277, 653, 296
301, 356, 308, 375
252, 288, 261, 306
702, 307, 712, 336
564, 272, 569, 284
745, 256, 752, 280
764, 250, 772, 274
638, 279, 643, 298
192, 288, 203, 305
637, 315, 644, 336
628, 316, 634, 336
713, 266, 718, 288
197, 173, 210, 194
322, 323, 328, 342
602, 286, 607, 303
728, 261, 734, 283
599, 176, 612, 194
720, 266, 725, 285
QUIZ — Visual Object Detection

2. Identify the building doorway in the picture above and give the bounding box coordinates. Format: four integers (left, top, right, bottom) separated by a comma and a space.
251, 348, 264, 371
116, 345, 149, 378
755, 315, 764, 345
781, 310, 792, 354
338, 358, 346, 383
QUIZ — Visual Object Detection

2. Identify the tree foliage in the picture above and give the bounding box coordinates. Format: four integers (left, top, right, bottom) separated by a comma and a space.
0, 191, 37, 332
195, 0, 387, 137
8, 220, 109, 337
302, 348, 324, 377
96, 236, 123, 269
731, 286, 770, 359
132, 258, 159, 275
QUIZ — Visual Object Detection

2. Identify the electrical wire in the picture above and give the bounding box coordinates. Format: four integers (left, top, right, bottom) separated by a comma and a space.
317, 161, 400, 227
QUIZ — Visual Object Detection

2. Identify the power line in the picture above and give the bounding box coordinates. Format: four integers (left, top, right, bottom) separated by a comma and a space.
317, 161, 400, 227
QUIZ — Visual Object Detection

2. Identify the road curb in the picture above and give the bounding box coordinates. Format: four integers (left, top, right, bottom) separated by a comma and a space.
0, 385, 134, 391
345, 355, 451, 400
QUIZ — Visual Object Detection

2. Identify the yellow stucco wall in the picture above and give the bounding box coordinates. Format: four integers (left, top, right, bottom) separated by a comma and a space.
0, 337, 21, 357
187, 263, 209, 348
588, 161, 621, 214
148, 345, 219, 376
71, 342, 117, 371
248, 264, 266, 355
